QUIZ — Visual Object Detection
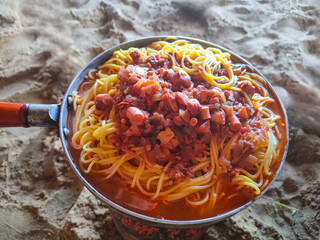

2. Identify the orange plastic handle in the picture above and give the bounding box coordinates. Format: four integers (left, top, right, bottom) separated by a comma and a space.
0, 102, 28, 127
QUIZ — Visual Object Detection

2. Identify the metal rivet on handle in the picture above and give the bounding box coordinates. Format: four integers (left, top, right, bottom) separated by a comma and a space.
63, 127, 70, 137
67, 95, 73, 106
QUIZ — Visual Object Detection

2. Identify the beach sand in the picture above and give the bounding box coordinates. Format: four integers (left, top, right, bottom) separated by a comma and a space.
0, 0, 319, 239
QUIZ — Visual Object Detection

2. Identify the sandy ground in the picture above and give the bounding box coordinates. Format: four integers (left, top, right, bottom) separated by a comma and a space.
0, 0, 319, 239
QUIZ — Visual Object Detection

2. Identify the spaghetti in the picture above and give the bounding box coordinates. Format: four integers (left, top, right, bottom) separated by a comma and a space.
70, 39, 285, 217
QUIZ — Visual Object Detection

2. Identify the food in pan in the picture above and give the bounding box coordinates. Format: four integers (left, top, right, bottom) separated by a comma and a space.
69, 39, 286, 220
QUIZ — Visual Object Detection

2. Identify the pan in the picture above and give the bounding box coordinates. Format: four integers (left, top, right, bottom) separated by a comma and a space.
0, 36, 289, 240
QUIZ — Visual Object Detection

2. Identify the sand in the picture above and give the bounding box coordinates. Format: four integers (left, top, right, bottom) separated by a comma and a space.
0, 0, 319, 239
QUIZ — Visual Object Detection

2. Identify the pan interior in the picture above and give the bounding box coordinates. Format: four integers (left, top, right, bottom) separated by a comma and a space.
59, 36, 289, 228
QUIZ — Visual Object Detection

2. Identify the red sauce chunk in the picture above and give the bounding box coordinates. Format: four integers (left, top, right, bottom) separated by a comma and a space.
95, 94, 114, 110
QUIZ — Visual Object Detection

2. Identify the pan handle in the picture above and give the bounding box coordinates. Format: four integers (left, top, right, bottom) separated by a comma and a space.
0, 103, 60, 127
